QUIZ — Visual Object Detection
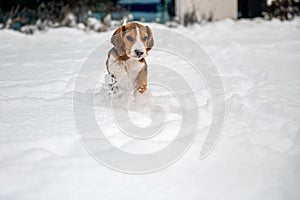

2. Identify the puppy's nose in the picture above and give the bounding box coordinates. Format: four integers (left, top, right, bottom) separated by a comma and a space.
135, 49, 144, 57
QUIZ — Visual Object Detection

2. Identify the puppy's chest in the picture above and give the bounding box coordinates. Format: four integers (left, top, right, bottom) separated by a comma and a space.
122, 59, 144, 76
110, 58, 144, 81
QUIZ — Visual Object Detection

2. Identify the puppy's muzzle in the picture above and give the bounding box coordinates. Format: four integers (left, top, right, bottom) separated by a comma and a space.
134, 49, 144, 58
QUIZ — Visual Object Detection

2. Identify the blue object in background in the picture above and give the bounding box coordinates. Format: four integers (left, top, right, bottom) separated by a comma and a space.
117, 0, 172, 23
12, 22, 22, 30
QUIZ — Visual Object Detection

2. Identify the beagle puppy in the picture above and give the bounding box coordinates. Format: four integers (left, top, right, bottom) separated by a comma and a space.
106, 22, 154, 94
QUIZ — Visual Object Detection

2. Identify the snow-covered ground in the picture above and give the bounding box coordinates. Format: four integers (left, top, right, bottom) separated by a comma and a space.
0, 18, 300, 200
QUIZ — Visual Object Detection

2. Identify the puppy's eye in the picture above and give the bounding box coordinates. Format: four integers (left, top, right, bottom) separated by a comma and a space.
126, 36, 133, 42
143, 36, 148, 42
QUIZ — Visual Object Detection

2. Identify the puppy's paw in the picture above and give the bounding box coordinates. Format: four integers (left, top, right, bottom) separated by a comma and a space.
138, 84, 147, 94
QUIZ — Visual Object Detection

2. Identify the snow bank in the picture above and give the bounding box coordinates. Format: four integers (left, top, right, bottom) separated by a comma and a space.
0, 18, 300, 199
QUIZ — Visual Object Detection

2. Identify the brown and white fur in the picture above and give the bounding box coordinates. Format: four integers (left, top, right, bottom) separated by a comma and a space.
106, 22, 154, 94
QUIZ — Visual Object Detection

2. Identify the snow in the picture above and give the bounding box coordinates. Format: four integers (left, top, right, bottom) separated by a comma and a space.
1, 18, 300, 199
267, 0, 274, 6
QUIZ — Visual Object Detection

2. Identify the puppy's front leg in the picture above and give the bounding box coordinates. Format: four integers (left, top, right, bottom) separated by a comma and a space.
136, 65, 147, 94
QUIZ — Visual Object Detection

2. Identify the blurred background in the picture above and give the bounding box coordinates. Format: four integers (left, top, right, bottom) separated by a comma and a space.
0, 0, 299, 34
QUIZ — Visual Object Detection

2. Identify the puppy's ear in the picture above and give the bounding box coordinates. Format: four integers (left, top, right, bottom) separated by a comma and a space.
146, 26, 154, 52
111, 26, 126, 56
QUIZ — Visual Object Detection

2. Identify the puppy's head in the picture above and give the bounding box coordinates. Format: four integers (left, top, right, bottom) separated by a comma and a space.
111, 22, 154, 60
